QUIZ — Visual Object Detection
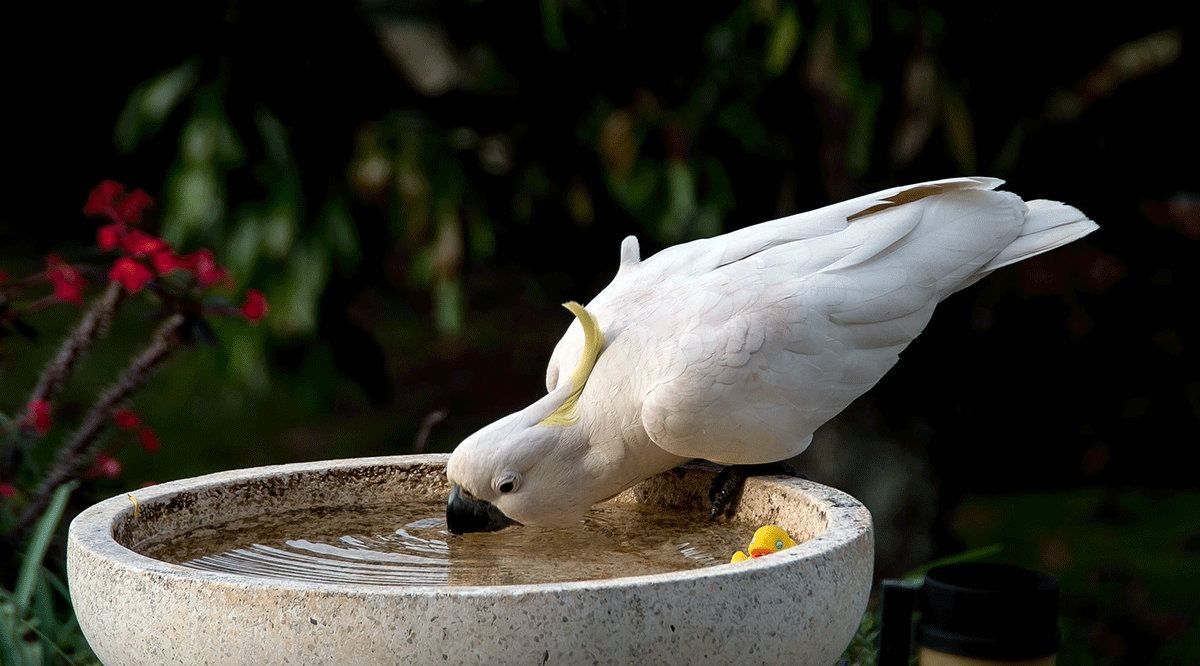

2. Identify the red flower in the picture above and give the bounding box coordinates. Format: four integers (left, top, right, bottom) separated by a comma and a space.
114, 409, 141, 429
239, 289, 268, 323
109, 257, 154, 293
47, 255, 87, 305
83, 180, 153, 224
114, 410, 158, 452
29, 400, 53, 435
87, 454, 122, 479
178, 248, 232, 288
178, 247, 214, 273
83, 180, 125, 217
97, 222, 124, 251
120, 229, 170, 257
0, 482, 16, 499
151, 250, 182, 274
114, 189, 154, 223
201, 265, 232, 288
138, 427, 160, 454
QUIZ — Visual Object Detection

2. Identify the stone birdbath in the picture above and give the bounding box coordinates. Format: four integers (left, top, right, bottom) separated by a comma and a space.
67, 453, 872, 665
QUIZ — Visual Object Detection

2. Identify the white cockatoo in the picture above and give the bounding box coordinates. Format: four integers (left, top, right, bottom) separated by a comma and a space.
445, 177, 1097, 533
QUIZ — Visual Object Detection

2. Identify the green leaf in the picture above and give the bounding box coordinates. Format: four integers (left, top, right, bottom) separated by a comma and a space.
262, 202, 298, 260
660, 160, 699, 243
29, 574, 60, 664
13, 482, 78, 619
408, 246, 434, 286
39, 568, 76, 647
255, 106, 294, 168
846, 83, 881, 176
566, 178, 594, 226
433, 277, 464, 337
191, 91, 247, 166
32, 574, 54, 638
180, 112, 243, 167
716, 102, 771, 153
0, 603, 25, 666
224, 211, 265, 279
705, 21, 738, 63
320, 197, 361, 269
114, 58, 201, 153
162, 165, 223, 244
699, 157, 737, 216
942, 87, 977, 173
540, 0, 568, 51
226, 330, 269, 394
468, 214, 496, 259
764, 3, 802, 76
844, 0, 873, 50
609, 162, 659, 212
750, 0, 779, 22
272, 243, 330, 336
694, 203, 724, 240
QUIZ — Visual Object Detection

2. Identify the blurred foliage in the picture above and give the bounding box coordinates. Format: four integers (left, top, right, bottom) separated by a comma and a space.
1, 483, 99, 666
347, 112, 497, 336
112, 60, 363, 392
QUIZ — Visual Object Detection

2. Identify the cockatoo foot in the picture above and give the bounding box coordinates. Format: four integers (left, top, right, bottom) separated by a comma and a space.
708, 462, 807, 520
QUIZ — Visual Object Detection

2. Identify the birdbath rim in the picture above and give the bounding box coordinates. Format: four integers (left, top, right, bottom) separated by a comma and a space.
69, 453, 870, 594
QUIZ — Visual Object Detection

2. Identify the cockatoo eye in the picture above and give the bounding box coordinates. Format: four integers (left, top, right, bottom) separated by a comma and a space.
775, 540, 785, 550
495, 473, 521, 494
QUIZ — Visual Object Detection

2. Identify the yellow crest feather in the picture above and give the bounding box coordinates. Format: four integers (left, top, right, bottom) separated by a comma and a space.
539, 302, 603, 427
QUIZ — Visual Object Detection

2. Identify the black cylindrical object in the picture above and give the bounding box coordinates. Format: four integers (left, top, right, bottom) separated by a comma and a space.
916, 562, 1060, 663
879, 580, 917, 666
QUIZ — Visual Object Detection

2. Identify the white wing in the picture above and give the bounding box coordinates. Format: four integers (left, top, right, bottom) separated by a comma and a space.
547, 177, 1096, 465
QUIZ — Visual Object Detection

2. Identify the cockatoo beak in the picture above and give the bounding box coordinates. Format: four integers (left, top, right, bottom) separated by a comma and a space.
446, 484, 521, 534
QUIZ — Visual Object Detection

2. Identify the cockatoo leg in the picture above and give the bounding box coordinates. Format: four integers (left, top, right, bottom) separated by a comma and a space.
708, 461, 808, 520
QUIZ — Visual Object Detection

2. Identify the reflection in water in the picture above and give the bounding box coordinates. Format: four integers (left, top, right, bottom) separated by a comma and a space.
135, 501, 765, 587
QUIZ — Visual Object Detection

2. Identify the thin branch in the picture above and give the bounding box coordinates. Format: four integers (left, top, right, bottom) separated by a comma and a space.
14, 312, 186, 536
414, 410, 447, 453
27, 280, 125, 408
2, 281, 124, 481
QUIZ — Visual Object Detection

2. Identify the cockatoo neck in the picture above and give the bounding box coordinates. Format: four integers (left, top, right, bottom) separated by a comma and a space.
520, 382, 686, 519
571, 400, 690, 505
449, 299, 687, 529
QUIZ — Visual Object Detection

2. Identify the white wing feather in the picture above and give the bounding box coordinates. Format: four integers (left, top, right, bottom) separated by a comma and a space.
546, 177, 1097, 465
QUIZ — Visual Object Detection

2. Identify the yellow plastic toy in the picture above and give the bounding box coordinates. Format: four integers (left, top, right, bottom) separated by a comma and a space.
731, 525, 796, 563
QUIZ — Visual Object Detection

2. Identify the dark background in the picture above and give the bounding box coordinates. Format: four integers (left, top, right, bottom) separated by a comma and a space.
2, 1, 1195, 663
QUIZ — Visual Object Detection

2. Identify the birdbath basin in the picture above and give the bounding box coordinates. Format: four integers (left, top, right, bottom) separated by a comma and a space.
67, 453, 873, 665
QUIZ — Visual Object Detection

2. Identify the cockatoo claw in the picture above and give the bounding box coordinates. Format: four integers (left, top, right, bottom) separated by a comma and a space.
708, 462, 808, 520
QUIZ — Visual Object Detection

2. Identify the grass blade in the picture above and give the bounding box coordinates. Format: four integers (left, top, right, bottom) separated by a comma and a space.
13, 481, 78, 617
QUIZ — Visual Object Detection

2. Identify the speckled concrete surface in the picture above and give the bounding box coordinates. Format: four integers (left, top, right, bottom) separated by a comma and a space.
68, 454, 873, 666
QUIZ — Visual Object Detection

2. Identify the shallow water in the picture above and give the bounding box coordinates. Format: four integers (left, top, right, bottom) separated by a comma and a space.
134, 499, 765, 587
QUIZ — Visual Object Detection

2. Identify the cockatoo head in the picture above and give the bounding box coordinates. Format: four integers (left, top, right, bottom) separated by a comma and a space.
446, 302, 605, 533
444, 394, 597, 531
